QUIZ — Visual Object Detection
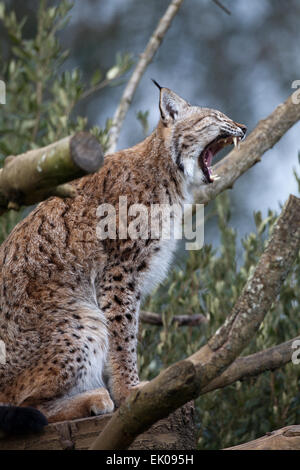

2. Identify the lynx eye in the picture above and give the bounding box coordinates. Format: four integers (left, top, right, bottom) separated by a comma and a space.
198, 133, 243, 184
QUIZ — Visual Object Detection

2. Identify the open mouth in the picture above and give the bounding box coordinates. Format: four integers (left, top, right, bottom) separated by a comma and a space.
199, 133, 243, 184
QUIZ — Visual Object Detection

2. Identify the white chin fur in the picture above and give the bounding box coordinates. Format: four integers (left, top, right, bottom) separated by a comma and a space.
184, 158, 196, 179
189, 164, 206, 186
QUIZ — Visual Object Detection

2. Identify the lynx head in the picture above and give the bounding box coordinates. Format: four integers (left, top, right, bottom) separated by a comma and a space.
153, 80, 247, 184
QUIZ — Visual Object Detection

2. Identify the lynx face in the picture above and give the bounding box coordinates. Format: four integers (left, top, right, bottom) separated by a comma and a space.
154, 81, 247, 184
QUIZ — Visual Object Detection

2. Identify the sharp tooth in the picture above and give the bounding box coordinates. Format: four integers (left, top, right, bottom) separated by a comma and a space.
237, 137, 241, 150
233, 137, 238, 148
213, 176, 221, 181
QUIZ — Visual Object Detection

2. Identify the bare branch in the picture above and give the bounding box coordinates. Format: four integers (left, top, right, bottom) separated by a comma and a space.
106, 0, 185, 155
79, 71, 126, 103
201, 336, 300, 394
90, 195, 300, 450
211, 0, 231, 15
140, 310, 208, 326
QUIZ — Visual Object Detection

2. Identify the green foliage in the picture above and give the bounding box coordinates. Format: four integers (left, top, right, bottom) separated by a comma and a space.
0, 207, 22, 244
139, 182, 300, 449
0, 0, 133, 158
0, 0, 132, 237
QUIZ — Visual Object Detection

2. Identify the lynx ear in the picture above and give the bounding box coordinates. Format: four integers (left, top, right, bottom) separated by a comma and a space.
152, 80, 189, 124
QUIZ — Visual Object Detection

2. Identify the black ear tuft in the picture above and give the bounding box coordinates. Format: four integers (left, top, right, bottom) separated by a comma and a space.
151, 79, 162, 91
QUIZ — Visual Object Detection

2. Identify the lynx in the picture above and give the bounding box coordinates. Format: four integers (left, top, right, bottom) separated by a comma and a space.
0, 83, 246, 434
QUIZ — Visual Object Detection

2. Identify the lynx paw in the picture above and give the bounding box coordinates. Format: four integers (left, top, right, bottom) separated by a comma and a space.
88, 389, 114, 416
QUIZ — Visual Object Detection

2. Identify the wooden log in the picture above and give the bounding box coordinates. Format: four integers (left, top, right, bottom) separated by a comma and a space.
0, 131, 103, 213
225, 425, 300, 450
0, 402, 195, 450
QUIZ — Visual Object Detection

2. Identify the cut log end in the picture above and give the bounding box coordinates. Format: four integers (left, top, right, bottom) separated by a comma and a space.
70, 132, 104, 174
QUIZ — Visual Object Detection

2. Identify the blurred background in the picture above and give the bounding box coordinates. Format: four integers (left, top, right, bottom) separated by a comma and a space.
1, 0, 300, 249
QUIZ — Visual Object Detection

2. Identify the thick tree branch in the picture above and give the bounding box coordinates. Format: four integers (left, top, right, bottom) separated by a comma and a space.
190, 195, 300, 370
106, 0, 185, 154
192, 93, 300, 206
0, 132, 103, 214
140, 310, 208, 326
90, 195, 300, 450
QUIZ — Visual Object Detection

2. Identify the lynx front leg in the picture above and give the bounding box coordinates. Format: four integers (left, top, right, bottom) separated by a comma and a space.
99, 280, 141, 407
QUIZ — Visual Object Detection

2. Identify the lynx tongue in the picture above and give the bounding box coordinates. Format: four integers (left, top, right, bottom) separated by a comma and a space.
202, 147, 214, 183
200, 135, 237, 183
204, 148, 213, 174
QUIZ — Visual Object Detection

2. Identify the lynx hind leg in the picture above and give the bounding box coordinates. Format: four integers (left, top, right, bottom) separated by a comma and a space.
38, 388, 114, 423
